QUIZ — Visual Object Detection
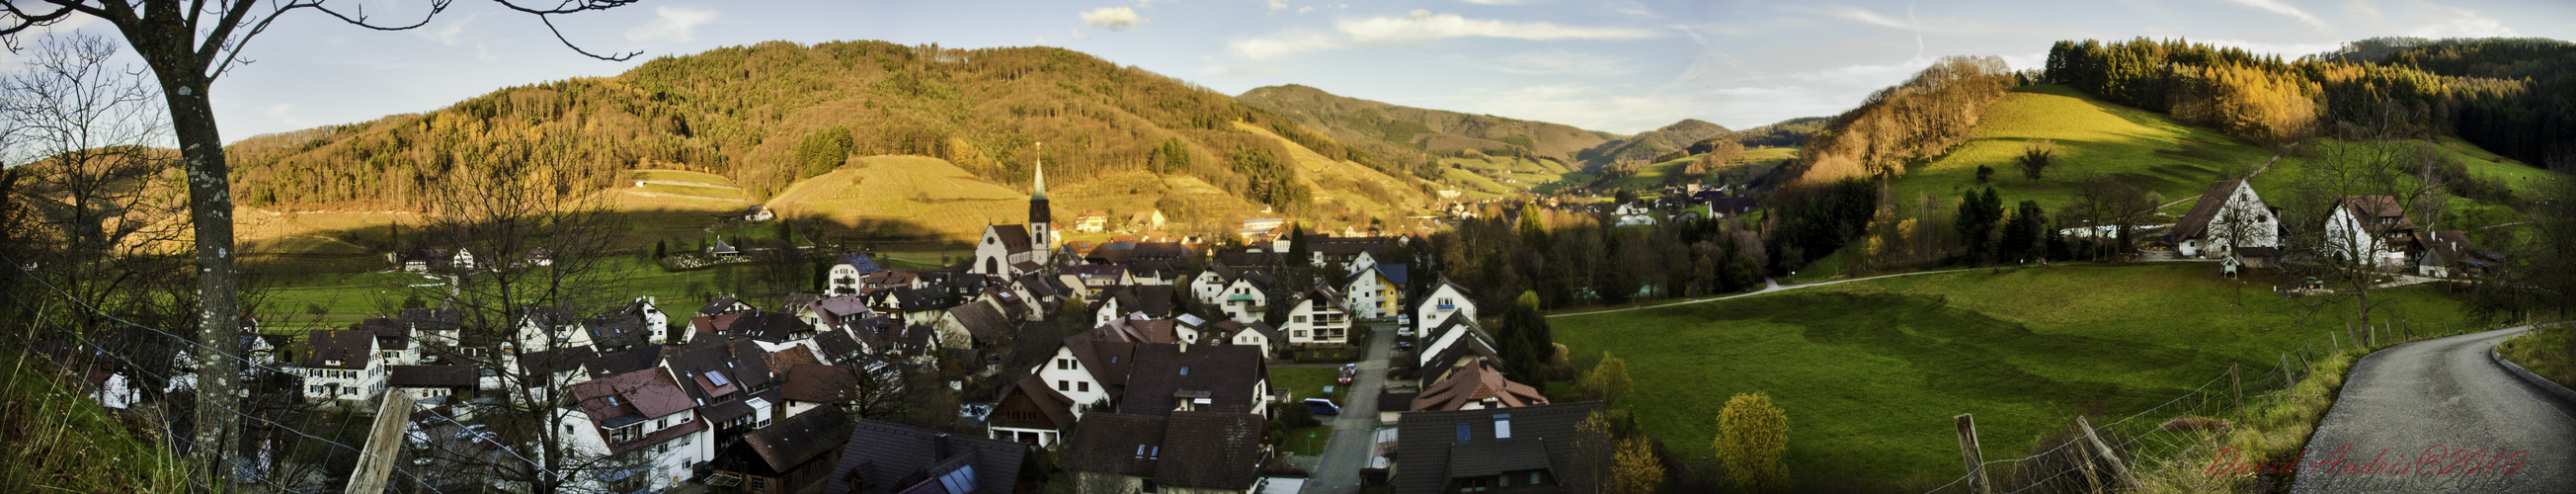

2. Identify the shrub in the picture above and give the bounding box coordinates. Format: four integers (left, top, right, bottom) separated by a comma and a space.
1716, 392, 1792, 493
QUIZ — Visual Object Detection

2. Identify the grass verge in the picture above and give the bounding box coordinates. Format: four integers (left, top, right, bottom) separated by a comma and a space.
0, 354, 195, 492
2498, 325, 2573, 388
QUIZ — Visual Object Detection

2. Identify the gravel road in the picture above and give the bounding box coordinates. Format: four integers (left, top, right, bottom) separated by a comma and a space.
2289, 326, 2576, 493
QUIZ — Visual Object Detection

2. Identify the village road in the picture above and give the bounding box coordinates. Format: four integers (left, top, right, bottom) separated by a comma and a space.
1303, 322, 1396, 494
2289, 326, 2576, 493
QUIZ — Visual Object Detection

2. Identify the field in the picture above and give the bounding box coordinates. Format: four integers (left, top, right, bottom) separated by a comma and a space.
1595, 146, 1799, 196
1889, 85, 2274, 211
1552, 264, 2472, 489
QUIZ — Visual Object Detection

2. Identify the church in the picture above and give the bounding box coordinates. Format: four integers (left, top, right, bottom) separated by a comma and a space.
973, 146, 1057, 279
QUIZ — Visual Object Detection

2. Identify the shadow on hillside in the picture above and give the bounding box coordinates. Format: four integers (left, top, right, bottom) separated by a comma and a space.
242, 209, 971, 276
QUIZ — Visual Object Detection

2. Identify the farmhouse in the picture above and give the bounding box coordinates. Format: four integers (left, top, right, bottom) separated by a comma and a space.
2323, 195, 2418, 270
2169, 179, 2281, 258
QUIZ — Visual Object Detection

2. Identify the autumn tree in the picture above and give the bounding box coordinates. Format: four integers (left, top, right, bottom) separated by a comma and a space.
1579, 352, 1633, 406
1716, 392, 1791, 493
1611, 437, 1665, 494
0, 0, 640, 478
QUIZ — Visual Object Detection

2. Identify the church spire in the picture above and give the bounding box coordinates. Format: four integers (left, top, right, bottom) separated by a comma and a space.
1031, 142, 1048, 201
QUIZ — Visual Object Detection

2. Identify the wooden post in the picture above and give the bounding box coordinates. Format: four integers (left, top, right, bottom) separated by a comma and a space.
2230, 364, 2243, 422
2074, 416, 2140, 489
1956, 414, 1991, 494
2282, 354, 2297, 387
346, 392, 417, 494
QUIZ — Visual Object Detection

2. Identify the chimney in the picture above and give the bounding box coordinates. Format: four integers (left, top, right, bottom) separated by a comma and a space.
933, 433, 951, 459
1178, 339, 1188, 353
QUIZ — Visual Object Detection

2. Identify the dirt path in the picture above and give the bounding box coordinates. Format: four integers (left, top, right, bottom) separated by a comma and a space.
2288, 326, 2574, 493
1547, 268, 1981, 318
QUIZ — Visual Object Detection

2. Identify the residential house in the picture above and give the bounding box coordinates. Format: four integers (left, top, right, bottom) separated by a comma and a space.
1117, 342, 1272, 418
295, 329, 384, 403
1074, 209, 1111, 233
1063, 264, 1136, 297
2170, 179, 2282, 258
1279, 285, 1352, 348
1391, 402, 1608, 494
662, 338, 781, 434
1207, 320, 1281, 359
934, 302, 1016, 351
1219, 272, 1274, 324
2413, 230, 2494, 279
562, 368, 712, 494
1064, 412, 1269, 493
386, 365, 476, 404
1346, 264, 1409, 320
699, 296, 754, 316
1411, 358, 1549, 412
823, 419, 1037, 494
1416, 317, 1499, 375
709, 408, 850, 494
824, 253, 887, 296
989, 373, 1081, 448
1307, 235, 1397, 274
1415, 278, 1478, 332
2324, 195, 2419, 270
359, 317, 420, 367
1127, 209, 1167, 232
729, 310, 821, 356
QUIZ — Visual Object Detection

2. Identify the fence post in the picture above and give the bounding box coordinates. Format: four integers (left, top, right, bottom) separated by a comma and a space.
2230, 364, 2243, 424
2074, 416, 2139, 489
2282, 354, 2297, 387
1956, 414, 1991, 494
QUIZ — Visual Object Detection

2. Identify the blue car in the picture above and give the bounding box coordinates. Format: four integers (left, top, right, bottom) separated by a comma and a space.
1304, 398, 1341, 416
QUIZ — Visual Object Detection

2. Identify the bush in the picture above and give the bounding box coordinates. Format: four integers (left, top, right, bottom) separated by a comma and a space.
1716, 392, 1792, 493
1278, 402, 1321, 429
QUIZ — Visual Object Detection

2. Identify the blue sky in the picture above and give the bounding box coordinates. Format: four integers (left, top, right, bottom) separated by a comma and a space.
19, 0, 2576, 140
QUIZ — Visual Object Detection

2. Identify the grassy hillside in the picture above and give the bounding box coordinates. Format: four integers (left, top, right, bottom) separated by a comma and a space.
1578, 119, 1732, 167
222, 41, 1434, 245
1553, 264, 2471, 489
1887, 84, 2273, 210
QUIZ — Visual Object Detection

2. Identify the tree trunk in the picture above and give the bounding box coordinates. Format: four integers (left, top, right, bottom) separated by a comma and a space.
129, 28, 243, 481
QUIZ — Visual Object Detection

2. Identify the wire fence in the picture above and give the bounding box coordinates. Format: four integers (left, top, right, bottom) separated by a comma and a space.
0, 251, 600, 493
1915, 316, 2518, 494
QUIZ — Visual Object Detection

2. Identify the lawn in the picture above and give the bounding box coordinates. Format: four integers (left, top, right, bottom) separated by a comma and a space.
1269, 367, 1349, 403
1890, 84, 2275, 212
1552, 263, 2472, 489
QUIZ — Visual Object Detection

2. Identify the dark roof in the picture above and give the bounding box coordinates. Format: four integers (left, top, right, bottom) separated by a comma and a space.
1134, 286, 1178, 318
780, 365, 858, 404
943, 302, 1014, 344
990, 224, 1034, 254
386, 365, 476, 388
399, 307, 461, 333
826, 419, 1032, 494
1063, 327, 1140, 395
582, 312, 650, 351
1013, 274, 1061, 299
838, 253, 887, 276
1117, 343, 1268, 416
700, 296, 749, 316
815, 327, 864, 362
2416, 230, 2482, 265
584, 346, 663, 379
1006, 373, 1079, 430
1376, 264, 1411, 286
895, 287, 960, 314
567, 368, 705, 454
1393, 402, 1608, 494
740, 409, 853, 474
1380, 392, 1419, 413
1214, 251, 1277, 269
1062, 412, 1266, 490
816, 295, 873, 321
360, 317, 412, 351
661, 338, 773, 402
2340, 195, 2416, 228
300, 330, 374, 370
519, 346, 599, 375
2171, 179, 2247, 241
730, 311, 810, 343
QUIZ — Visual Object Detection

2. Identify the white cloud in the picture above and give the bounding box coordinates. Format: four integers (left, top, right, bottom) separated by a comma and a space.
1229, 10, 1658, 60
1458, 0, 1527, 4
1462, 82, 1690, 133
2343, 0, 2385, 22
1299, 6, 1314, 13
1819, 5, 2027, 36
2216, 0, 2330, 30
1081, 7, 1143, 31
1268, 0, 1289, 11
625, 6, 720, 42
2403, 4, 2517, 39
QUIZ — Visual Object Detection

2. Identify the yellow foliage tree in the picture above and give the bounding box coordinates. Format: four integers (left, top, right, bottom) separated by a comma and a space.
1611, 437, 1665, 494
1716, 392, 1792, 493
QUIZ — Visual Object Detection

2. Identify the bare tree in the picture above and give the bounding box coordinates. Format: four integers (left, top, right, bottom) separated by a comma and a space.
404, 158, 642, 493
2278, 109, 2449, 343
2063, 173, 2161, 259
0, 0, 641, 477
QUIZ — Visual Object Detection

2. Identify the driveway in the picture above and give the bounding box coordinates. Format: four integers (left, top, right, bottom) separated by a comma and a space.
1302, 322, 1396, 494
2289, 326, 2576, 493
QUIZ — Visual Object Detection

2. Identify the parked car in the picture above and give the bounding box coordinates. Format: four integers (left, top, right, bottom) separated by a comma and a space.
1304, 398, 1341, 416
1338, 364, 1357, 384
1396, 340, 1414, 351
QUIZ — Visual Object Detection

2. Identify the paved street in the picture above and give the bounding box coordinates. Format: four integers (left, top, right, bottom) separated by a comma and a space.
2290, 326, 2576, 493
1302, 322, 1396, 494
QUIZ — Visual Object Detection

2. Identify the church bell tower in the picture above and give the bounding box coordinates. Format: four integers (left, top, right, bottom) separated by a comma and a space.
1029, 142, 1053, 266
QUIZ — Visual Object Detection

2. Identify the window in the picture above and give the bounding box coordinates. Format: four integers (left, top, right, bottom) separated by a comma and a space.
1058, 380, 1070, 391
705, 370, 731, 386
1456, 423, 1471, 443
1078, 382, 1089, 392
1293, 315, 1307, 323
1057, 359, 1070, 370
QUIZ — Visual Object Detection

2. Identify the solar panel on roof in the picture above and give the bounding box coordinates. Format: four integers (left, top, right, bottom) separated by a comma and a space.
706, 370, 731, 386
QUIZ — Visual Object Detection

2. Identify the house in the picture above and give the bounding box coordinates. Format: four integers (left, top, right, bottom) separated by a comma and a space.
1415, 277, 1477, 332
2324, 195, 2418, 270
708, 238, 741, 257
1075, 209, 1111, 233
1694, 192, 1760, 216
1127, 209, 1167, 232
1116, 342, 1273, 418
741, 205, 775, 222
1391, 402, 1609, 494
1219, 272, 1274, 324
1416, 316, 1499, 374
1614, 203, 1650, 216
1064, 264, 1137, 293
1191, 265, 1248, 306
699, 296, 754, 316
1063, 412, 1270, 493
662, 338, 781, 433
989, 373, 1081, 447
2170, 179, 2282, 258
1307, 235, 1398, 273
1032, 326, 1136, 412
359, 317, 420, 367
824, 254, 886, 295
1411, 358, 1549, 412
2413, 230, 2494, 279
295, 330, 384, 403
822, 419, 1037, 494
1278, 284, 1353, 348
708, 408, 849, 494
728, 310, 821, 355
562, 368, 712, 494
1346, 264, 1409, 320
934, 302, 1016, 351
386, 365, 476, 404
1208, 320, 1281, 359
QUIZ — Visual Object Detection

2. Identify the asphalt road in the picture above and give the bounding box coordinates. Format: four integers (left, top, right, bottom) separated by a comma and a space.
2289, 326, 2576, 493
1303, 322, 1395, 494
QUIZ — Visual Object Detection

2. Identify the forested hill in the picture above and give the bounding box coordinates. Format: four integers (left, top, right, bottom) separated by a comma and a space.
222, 41, 1431, 217
1579, 119, 1731, 166
1235, 84, 1622, 171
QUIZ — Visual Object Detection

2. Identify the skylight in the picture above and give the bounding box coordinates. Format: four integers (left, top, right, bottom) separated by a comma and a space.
706, 370, 731, 386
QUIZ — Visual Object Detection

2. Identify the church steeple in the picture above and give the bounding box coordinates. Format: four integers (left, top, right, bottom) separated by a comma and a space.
1029, 142, 1054, 265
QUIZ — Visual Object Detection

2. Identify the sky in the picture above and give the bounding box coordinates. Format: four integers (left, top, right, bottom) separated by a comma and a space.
13, 0, 2576, 141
